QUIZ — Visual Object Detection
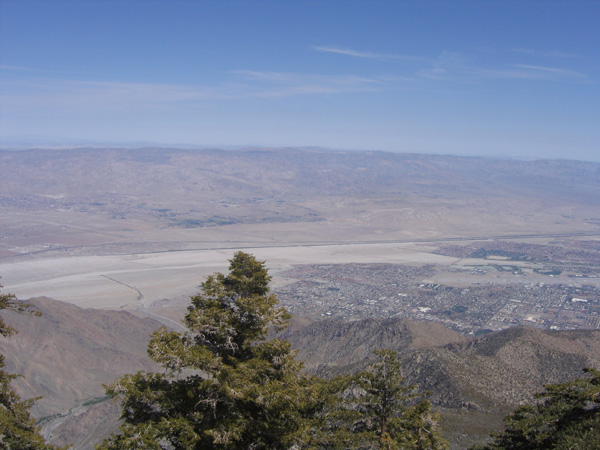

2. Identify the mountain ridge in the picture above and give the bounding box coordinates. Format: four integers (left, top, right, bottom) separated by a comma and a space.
2, 297, 600, 448
0, 297, 162, 418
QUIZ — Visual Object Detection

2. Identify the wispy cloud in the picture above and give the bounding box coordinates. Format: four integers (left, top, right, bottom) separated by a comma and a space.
418, 52, 588, 82
315, 45, 588, 84
1, 70, 387, 114
313, 46, 428, 63
508, 48, 579, 59
510, 64, 586, 80
0, 64, 37, 71
1, 49, 588, 118
231, 70, 384, 96
0, 65, 94, 77
1, 78, 235, 112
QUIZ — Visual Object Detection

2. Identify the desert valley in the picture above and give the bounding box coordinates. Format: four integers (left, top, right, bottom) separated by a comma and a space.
1, 147, 600, 448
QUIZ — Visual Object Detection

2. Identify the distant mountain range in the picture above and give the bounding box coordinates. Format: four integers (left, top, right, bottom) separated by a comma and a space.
2, 147, 599, 203
1, 146, 599, 258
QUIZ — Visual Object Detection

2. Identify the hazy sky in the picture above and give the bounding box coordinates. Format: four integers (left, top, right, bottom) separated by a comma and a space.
1, 0, 599, 161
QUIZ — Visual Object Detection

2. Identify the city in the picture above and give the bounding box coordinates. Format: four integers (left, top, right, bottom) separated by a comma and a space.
275, 239, 600, 334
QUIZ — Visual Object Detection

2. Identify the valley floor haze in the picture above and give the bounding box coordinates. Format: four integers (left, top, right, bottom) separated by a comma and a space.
1, 147, 599, 335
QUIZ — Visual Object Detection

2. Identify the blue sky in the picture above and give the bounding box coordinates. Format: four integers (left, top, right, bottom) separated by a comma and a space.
1, 0, 599, 161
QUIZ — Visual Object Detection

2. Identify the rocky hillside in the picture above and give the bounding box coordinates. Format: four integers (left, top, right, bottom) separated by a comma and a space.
284, 318, 600, 449
0, 297, 162, 418
285, 318, 600, 409
281, 316, 467, 373
407, 326, 600, 407
2, 298, 600, 449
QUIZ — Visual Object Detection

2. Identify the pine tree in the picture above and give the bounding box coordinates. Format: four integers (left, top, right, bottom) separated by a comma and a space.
475, 368, 600, 450
321, 350, 448, 450
99, 255, 449, 449
99, 252, 322, 450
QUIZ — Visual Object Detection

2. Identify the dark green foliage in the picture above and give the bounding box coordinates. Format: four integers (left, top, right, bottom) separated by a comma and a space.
221, 250, 272, 298
0, 286, 60, 450
99, 252, 320, 449
318, 350, 448, 449
99, 254, 448, 449
476, 368, 600, 450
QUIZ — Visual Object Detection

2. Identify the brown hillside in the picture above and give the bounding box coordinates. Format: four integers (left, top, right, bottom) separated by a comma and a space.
0, 297, 162, 418
282, 316, 467, 372
415, 326, 600, 408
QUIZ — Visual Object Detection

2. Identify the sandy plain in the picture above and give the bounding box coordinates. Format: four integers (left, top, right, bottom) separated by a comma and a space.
2, 200, 599, 323
2, 148, 600, 320
4, 234, 600, 318
0, 242, 461, 310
